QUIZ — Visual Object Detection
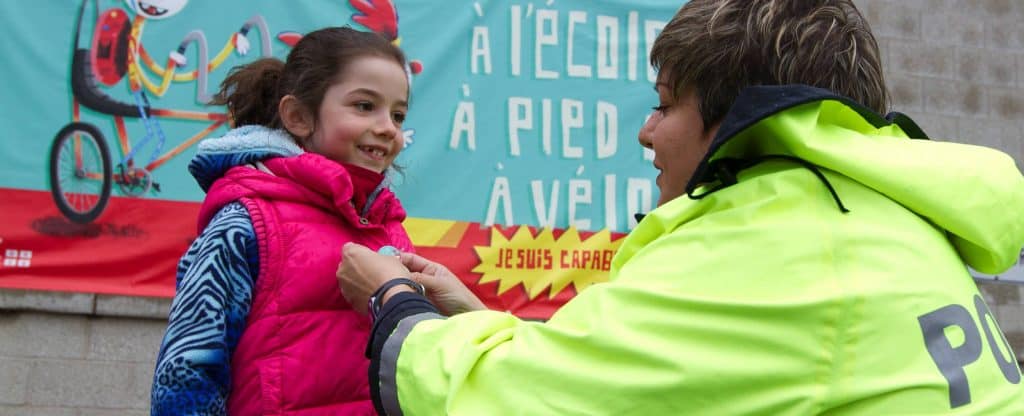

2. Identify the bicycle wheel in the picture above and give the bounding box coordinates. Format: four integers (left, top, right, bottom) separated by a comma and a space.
49, 122, 112, 224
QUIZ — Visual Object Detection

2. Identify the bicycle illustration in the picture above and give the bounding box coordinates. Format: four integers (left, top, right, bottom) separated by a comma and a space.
49, 0, 271, 223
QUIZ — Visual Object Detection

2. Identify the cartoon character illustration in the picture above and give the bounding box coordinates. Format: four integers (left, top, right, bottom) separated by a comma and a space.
122, 0, 187, 19
115, 0, 271, 103
49, 0, 272, 224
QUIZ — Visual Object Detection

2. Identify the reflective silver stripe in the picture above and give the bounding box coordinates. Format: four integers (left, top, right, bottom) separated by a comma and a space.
379, 312, 445, 416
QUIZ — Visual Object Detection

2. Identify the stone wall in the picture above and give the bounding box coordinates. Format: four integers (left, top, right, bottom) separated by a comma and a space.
1, 0, 1022, 414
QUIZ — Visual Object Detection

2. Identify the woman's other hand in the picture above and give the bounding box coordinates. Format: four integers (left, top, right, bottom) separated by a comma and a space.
401, 251, 487, 315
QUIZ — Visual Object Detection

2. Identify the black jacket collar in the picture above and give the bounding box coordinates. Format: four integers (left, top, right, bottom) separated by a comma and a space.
684, 84, 928, 193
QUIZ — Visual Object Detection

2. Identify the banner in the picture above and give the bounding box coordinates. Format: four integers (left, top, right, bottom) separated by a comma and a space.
0, 0, 678, 319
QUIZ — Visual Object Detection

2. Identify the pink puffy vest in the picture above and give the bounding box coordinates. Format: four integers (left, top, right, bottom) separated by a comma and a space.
197, 153, 413, 415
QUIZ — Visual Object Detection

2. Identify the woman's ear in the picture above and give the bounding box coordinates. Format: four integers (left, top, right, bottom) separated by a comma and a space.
278, 95, 314, 142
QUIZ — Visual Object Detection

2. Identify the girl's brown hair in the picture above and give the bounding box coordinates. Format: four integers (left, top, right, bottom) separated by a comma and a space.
210, 26, 407, 140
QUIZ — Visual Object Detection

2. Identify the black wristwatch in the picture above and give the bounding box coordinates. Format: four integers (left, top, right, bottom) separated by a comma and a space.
367, 277, 426, 322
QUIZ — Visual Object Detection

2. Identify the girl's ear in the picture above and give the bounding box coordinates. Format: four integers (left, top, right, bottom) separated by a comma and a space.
278, 95, 314, 142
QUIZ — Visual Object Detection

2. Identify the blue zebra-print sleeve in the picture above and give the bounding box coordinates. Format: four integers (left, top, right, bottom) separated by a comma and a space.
150, 202, 258, 416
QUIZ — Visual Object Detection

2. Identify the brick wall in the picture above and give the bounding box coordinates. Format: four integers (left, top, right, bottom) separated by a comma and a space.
980, 281, 1024, 361
860, 0, 1024, 166
1, 1, 1022, 414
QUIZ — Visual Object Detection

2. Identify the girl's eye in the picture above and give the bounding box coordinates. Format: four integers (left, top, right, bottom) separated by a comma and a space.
392, 112, 406, 124
651, 105, 669, 114
355, 101, 374, 111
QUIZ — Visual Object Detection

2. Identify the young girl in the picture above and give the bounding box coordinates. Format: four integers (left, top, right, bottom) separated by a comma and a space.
150, 27, 413, 415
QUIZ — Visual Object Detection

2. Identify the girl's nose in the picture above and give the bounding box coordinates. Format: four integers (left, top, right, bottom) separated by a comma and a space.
373, 115, 399, 139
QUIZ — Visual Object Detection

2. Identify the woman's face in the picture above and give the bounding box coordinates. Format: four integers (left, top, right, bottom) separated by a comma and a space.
638, 81, 718, 206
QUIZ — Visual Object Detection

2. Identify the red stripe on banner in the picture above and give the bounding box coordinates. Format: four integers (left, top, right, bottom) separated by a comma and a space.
0, 188, 594, 320
0, 187, 198, 298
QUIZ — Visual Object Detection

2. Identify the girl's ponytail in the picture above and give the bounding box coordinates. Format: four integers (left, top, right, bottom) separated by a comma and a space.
210, 58, 285, 128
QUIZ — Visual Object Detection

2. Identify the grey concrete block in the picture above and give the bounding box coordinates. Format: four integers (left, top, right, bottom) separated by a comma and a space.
0, 290, 173, 320
132, 360, 155, 410
852, 0, 878, 19
861, 1, 921, 40
901, 112, 958, 140
887, 74, 923, 112
977, 280, 1023, 305
80, 409, 149, 416
976, 0, 1022, 20
0, 290, 94, 315
1017, 54, 1024, 88
0, 313, 88, 360
922, 78, 987, 116
923, 11, 984, 46
94, 295, 171, 320
1005, 331, 1024, 359
958, 48, 1017, 85
955, 117, 1000, 149
889, 41, 954, 78
0, 405, 76, 416
985, 21, 1024, 50
877, 38, 892, 75
0, 359, 30, 405
27, 360, 144, 409
996, 305, 1024, 333
957, 117, 1023, 159
1017, 123, 1024, 172
988, 87, 1024, 120
87, 318, 166, 363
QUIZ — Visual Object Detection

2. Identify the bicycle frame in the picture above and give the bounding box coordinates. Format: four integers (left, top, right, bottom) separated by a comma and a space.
71, 99, 228, 180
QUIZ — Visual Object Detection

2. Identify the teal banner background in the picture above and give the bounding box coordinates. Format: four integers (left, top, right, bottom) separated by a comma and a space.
0, 0, 678, 232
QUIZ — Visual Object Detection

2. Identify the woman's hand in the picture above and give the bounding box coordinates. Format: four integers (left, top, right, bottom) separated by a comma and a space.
336, 243, 412, 314
401, 251, 487, 315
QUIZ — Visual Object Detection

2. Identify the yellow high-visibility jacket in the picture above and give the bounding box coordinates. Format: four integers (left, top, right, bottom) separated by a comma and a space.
373, 85, 1024, 415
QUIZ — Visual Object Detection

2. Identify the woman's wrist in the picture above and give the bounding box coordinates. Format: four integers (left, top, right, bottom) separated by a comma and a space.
380, 284, 415, 304
367, 277, 426, 321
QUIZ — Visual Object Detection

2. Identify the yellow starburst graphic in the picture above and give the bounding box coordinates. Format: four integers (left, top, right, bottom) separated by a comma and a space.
472, 227, 623, 299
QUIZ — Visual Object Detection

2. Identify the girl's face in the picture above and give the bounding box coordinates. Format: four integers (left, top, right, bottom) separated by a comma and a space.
306, 56, 409, 173
638, 80, 718, 206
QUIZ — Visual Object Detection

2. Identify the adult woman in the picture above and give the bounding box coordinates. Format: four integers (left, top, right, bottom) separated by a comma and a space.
338, 1, 1024, 414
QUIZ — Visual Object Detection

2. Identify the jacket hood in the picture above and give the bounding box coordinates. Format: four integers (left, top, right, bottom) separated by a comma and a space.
688, 85, 1024, 274
188, 125, 304, 192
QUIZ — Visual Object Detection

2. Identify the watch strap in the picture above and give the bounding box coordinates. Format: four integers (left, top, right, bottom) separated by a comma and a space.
368, 277, 425, 321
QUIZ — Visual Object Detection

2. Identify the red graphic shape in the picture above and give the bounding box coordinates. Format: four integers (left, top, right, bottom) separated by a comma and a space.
350, 0, 398, 40
277, 31, 303, 47
0, 188, 197, 297
0, 190, 578, 320
90, 8, 131, 86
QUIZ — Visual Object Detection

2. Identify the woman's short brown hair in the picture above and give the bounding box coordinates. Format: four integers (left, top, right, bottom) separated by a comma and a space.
651, 0, 889, 127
